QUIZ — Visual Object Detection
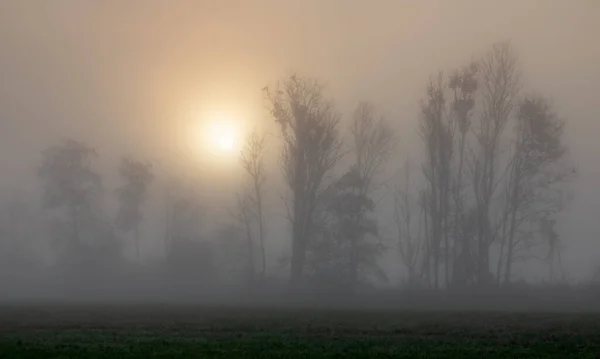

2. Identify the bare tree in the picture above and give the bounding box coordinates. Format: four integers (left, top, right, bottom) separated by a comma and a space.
394, 160, 422, 286
496, 96, 575, 284
470, 42, 520, 286
540, 216, 566, 283
412, 41, 575, 289
350, 102, 395, 193
418, 74, 454, 288
231, 191, 257, 284
448, 63, 478, 287
115, 156, 154, 260
264, 74, 343, 285
38, 140, 102, 249
345, 101, 395, 289
239, 130, 268, 281
38, 139, 123, 273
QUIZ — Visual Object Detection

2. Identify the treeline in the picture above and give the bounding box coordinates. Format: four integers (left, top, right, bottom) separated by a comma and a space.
0, 41, 589, 302
262, 42, 577, 292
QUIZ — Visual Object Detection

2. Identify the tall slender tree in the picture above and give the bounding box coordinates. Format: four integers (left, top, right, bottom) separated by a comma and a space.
231, 191, 257, 284
497, 96, 574, 284
346, 102, 395, 289
238, 130, 268, 281
418, 74, 454, 288
448, 63, 478, 287
115, 156, 154, 260
265, 74, 343, 286
394, 160, 423, 286
470, 42, 520, 286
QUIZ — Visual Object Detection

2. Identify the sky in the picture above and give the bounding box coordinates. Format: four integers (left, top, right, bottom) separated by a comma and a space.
0, 0, 599, 280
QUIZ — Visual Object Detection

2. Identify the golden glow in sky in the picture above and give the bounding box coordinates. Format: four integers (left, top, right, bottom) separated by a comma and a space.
188, 111, 243, 162
207, 121, 239, 153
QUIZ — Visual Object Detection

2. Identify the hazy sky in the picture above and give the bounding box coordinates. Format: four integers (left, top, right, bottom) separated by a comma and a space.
1, 1, 599, 279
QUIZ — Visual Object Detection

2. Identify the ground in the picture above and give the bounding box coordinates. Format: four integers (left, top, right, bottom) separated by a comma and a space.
0, 304, 599, 358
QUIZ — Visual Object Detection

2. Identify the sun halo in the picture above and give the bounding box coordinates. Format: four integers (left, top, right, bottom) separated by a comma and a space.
209, 121, 239, 153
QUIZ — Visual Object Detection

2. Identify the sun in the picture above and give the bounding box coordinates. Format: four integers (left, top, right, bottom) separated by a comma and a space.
209, 121, 239, 153
188, 115, 243, 160
184, 106, 246, 165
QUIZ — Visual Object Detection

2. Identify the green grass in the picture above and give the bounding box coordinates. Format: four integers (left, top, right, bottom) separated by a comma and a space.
1, 305, 599, 358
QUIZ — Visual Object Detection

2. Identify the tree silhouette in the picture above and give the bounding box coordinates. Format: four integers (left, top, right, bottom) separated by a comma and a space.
413, 42, 575, 288
418, 73, 454, 288
38, 139, 102, 250
346, 102, 395, 290
115, 156, 154, 260
237, 130, 268, 281
470, 42, 520, 286
497, 96, 574, 284
265, 74, 343, 286
308, 167, 385, 292
394, 160, 423, 286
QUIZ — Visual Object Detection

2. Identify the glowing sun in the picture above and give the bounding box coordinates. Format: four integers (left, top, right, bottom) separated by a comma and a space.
212, 122, 239, 150
193, 117, 242, 158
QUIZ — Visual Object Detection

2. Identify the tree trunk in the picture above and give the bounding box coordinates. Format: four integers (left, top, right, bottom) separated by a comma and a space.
476, 203, 490, 286
290, 209, 306, 285
290, 143, 307, 286
135, 223, 140, 260
452, 134, 466, 287
242, 208, 255, 285
504, 171, 521, 285
255, 184, 267, 282
70, 205, 80, 253
496, 156, 517, 286
443, 179, 450, 288
496, 213, 508, 286
422, 199, 431, 288
431, 176, 440, 289
290, 230, 305, 286
349, 242, 358, 294
476, 148, 495, 287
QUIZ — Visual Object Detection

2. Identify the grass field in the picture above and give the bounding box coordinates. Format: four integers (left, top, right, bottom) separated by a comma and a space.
1, 304, 599, 358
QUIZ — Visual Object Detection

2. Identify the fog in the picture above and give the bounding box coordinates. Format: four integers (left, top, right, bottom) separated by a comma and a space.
0, 1, 599, 308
